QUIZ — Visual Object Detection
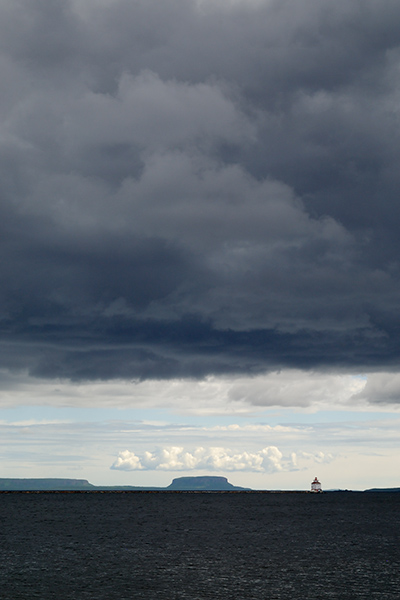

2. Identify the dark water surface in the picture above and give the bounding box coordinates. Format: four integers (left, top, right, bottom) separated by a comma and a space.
0, 492, 399, 599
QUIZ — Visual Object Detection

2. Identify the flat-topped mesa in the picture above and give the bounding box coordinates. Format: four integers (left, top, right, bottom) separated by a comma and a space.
0, 478, 94, 491
166, 476, 249, 491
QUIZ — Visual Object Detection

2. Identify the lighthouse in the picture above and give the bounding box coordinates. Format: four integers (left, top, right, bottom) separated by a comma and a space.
311, 477, 322, 493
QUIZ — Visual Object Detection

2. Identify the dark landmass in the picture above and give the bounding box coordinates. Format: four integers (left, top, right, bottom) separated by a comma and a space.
0, 478, 159, 492
0, 479, 96, 491
0, 476, 249, 492
0, 477, 398, 492
167, 476, 250, 491
364, 487, 400, 492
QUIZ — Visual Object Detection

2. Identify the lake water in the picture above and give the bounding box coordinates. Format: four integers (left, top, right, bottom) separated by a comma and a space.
0, 491, 399, 599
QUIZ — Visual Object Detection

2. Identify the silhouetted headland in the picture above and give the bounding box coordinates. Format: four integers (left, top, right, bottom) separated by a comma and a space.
0, 476, 399, 492
0, 476, 248, 492
166, 476, 250, 491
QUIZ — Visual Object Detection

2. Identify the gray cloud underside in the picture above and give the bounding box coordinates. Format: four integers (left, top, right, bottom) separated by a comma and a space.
1, 0, 400, 380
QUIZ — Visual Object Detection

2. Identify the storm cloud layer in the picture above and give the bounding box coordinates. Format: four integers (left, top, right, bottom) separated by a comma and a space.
2, 0, 400, 381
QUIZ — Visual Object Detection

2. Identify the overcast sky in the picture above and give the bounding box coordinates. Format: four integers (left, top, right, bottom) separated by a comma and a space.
1, 0, 400, 489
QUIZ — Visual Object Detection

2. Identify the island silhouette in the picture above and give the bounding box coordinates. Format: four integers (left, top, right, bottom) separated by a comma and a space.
0, 476, 398, 492
0, 475, 249, 492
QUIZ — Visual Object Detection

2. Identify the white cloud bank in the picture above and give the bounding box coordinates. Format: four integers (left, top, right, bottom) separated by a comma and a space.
111, 446, 333, 473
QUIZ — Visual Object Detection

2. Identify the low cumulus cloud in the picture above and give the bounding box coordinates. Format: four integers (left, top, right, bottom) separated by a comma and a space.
112, 446, 299, 472
1, 0, 400, 384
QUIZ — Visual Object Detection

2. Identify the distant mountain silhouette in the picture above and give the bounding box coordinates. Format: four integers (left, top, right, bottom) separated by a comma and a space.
364, 487, 400, 492
0, 476, 250, 491
167, 476, 250, 491
1, 477, 397, 492
0, 478, 95, 491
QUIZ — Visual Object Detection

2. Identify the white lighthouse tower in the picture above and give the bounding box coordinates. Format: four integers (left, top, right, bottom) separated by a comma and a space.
311, 477, 322, 493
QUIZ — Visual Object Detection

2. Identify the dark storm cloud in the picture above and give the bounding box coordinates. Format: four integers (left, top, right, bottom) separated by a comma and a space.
1, 0, 400, 381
